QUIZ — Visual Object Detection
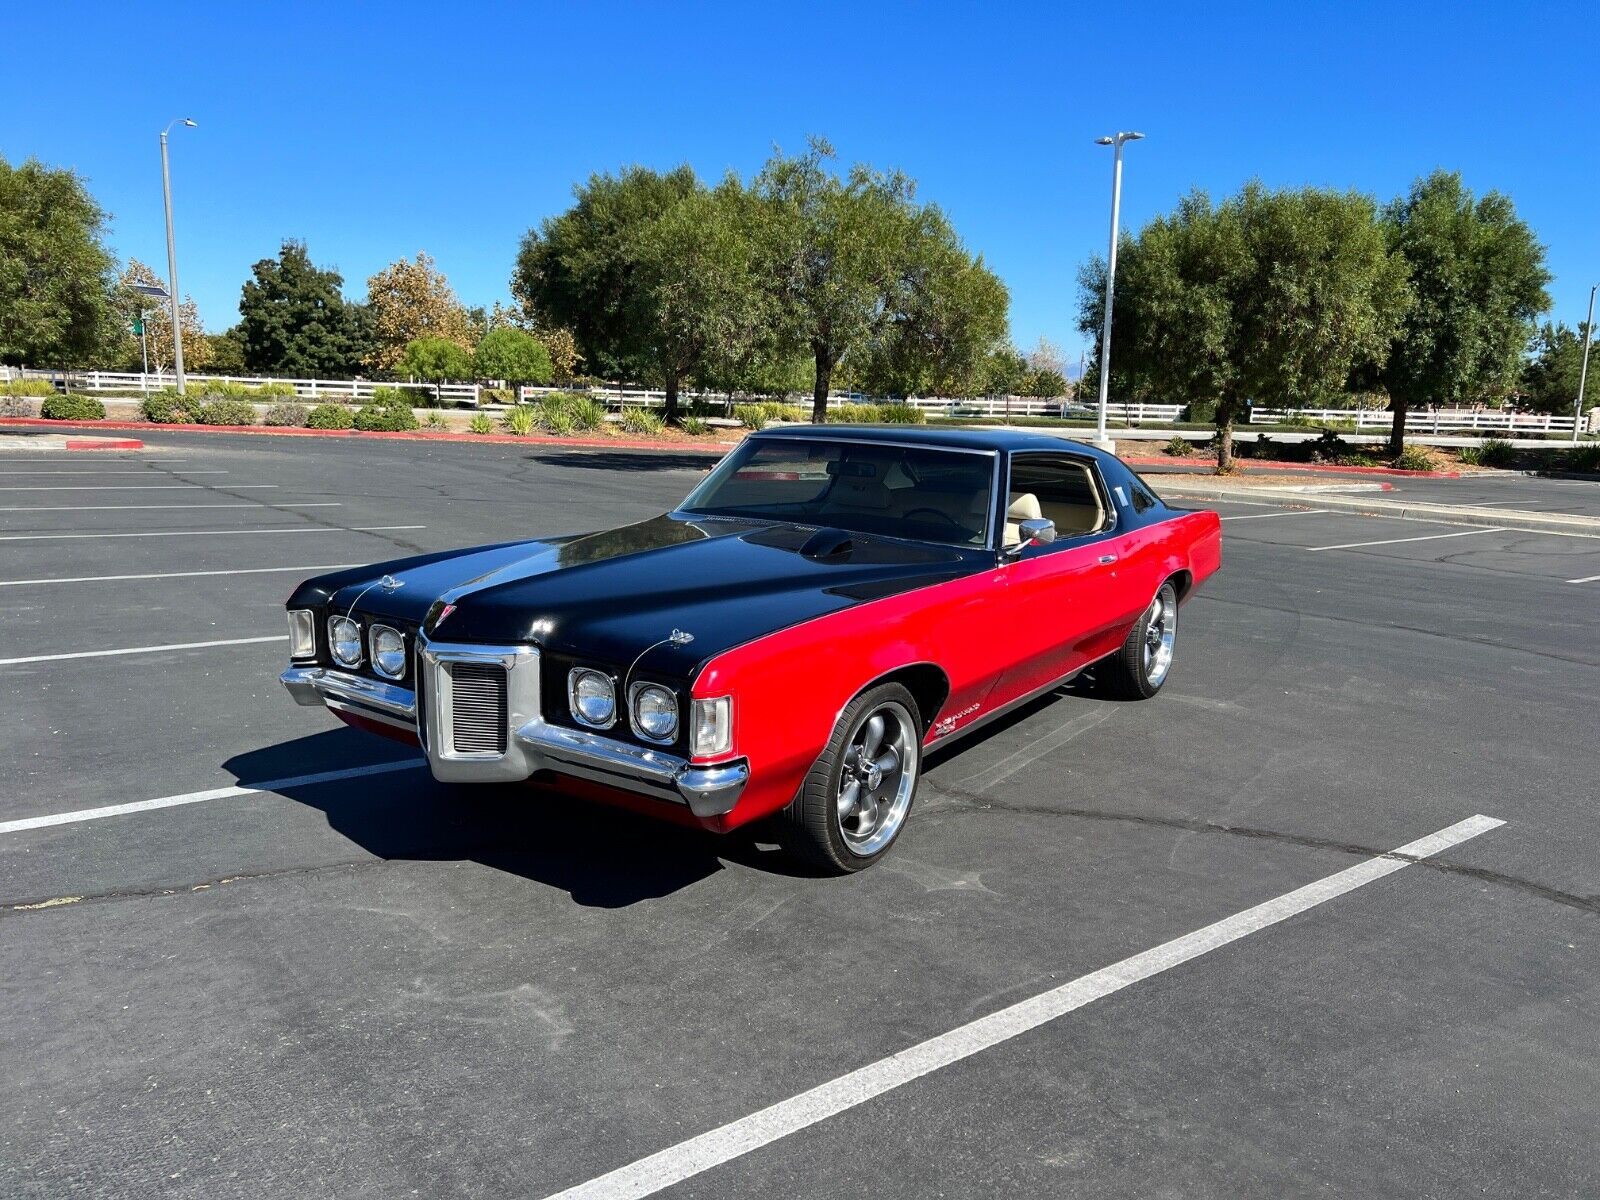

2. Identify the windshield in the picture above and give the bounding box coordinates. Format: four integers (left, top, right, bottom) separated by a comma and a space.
680, 437, 995, 547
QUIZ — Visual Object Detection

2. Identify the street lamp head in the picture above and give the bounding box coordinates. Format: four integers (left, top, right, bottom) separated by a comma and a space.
1123, 131, 1145, 142
182, 118, 197, 127
1095, 136, 1115, 145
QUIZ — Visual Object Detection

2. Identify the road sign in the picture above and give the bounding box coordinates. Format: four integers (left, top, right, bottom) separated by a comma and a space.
132, 318, 144, 335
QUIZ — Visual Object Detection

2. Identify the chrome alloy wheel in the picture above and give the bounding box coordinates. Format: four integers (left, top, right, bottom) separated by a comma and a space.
1142, 588, 1178, 686
835, 700, 918, 857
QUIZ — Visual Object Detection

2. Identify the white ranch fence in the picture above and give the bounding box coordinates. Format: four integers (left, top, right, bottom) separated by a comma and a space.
2, 367, 480, 406
1247, 406, 1579, 434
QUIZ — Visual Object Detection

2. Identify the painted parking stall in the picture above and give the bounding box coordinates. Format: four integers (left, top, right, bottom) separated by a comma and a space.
2, 432, 1596, 1199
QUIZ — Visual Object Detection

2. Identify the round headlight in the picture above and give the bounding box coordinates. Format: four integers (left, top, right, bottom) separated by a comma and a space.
631, 684, 678, 742
569, 668, 616, 728
370, 625, 406, 679
329, 616, 362, 667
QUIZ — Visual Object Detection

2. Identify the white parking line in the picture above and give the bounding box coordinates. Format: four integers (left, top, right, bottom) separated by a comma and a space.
0, 525, 422, 543
0, 470, 227, 476
0, 502, 342, 512
0, 564, 358, 588
1219, 509, 1330, 521
1307, 528, 1502, 552
0, 636, 283, 666
540, 815, 1504, 1200
0, 484, 275, 491
0, 759, 424, 836
1567, 573, 1600, 584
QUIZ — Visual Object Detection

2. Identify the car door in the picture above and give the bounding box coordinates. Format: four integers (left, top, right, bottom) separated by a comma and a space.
988, 452, 1135, 704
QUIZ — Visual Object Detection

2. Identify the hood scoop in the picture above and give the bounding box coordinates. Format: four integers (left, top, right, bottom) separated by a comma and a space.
799, 528, 855, 561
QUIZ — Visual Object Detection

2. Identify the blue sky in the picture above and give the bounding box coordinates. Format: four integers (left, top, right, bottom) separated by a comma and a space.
5, 1, 1596, 363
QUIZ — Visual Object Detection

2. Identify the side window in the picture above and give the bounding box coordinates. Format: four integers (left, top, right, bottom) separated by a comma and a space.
1129, 478, 1160, 514
1004, 455, 1111, 548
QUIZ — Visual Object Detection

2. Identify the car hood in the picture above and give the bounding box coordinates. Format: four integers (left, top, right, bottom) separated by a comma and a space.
292, 514, 985, 676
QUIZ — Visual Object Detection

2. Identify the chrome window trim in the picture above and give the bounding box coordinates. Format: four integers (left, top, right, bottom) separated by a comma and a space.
327, 614, 363, 667
1000, 449, 1122, 558
367, 623, 407, 680
627, 680, 680, 745
567, 666, 618, 730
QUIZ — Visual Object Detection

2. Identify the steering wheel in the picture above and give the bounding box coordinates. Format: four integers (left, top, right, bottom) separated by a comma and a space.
902, 507, 969, 535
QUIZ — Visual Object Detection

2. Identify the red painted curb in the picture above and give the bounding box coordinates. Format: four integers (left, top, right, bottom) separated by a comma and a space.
63, 437, 145, 450
1120, 454, 1459, 478
0, 416, 737, 455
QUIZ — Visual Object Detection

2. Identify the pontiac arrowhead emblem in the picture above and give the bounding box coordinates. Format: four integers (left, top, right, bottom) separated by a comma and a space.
434, 602, 456, 629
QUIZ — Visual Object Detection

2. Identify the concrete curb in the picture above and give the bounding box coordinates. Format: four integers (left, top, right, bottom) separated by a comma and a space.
1159, 480, 1600, 536
0, 416, 735, 455
0, 432, 146, 451
1119, 454, 1459, 478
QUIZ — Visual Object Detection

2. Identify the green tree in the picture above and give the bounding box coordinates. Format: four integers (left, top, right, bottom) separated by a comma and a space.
1380, 171, 1550, 454
238, 240, 370, 377
399, 337, 474, 386
513, 165, 702, 383
1023, 368, 1068, 398
1521, 320, 1594, 416
1080, 184, 1410, 471
117, 258, 210, 373
0, 156, 118, 366
366, 252, 474, 371
206, 327, 248, 375
473, 326, 553, 391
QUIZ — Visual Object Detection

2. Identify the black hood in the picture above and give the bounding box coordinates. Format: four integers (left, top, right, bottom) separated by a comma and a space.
294, 514, 987, 676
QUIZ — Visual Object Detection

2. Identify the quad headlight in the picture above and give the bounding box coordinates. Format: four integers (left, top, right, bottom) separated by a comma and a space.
629, 683, 679, 743
690, 696, 733, 758
369, 625, 406, 679
328, 616, 363, 667
287, 609, 316, 660
568, 668, 617, 728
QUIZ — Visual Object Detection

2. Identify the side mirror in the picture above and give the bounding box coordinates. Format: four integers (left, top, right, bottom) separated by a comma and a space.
1018, 517, 1056, 546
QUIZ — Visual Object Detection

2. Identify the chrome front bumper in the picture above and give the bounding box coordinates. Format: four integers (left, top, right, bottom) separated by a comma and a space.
280, 649, 748, 818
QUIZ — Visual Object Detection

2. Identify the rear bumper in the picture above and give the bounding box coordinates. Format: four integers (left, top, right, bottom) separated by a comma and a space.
280, 659, 748, 819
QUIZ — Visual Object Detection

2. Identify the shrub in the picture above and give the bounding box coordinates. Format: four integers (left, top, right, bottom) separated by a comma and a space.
1476, 437, 1517, 469
263, 402, 309, 427
734, 404, 768, 430
354, 395, 420, 431
196, 399, 258, 426
468, 413, 495, 435
831, 402, 882, 423
1559, 443, 1600, 473
501, 406, 538, 435
1180, 399, 1217, 423
40, 393, 106, 420
563, 394, 606, 430
1307, 428, 1350, 463
762, 402, 808, 422
3, 378, 59, 397
306, 403, 355, 430
878, 403, 926, 424
1393, 444, 1443, 471
681, 416, 711, 436
1164, 435, 1197, 457
479, 387, 515, 407
140, 390, 199, 423
1338, 452, 1385, 467
371, 385, 434, 409
540, 408, 577, 437
621, 407, 665, 435
256, 381, 298, 398
1455, 445, 1484, 466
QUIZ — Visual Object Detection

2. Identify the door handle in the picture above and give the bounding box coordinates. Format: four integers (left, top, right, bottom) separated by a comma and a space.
1097, 554, 1118, 565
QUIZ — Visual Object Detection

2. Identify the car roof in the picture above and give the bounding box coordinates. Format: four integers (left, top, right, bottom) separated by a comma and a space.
752, 423, 1126, 466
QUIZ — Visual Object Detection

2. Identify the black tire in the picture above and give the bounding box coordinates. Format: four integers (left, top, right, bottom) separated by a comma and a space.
781, 682, 922, 874
1096, 581, 1179, 700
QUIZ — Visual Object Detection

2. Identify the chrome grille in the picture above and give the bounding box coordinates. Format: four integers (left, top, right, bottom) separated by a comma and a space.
448, 662, 508, 754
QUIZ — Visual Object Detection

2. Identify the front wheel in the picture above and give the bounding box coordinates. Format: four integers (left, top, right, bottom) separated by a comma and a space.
781, 683, 922, 873
1097, 582, 1179, 700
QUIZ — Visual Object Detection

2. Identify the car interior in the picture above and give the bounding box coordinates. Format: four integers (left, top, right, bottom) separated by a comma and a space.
1003, 457, 1108, 547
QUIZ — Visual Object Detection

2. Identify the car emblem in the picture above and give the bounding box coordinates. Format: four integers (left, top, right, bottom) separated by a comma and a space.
379, 574, 404, 592
433, 602, 456, 629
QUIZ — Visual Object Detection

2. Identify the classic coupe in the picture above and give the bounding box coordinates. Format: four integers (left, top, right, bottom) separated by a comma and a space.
281, 427, 1221, 872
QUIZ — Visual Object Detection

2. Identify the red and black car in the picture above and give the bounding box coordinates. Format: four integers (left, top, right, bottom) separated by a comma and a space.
281, 426, 1221, 872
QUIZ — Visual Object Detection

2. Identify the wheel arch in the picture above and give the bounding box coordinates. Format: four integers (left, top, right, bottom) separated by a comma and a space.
850, 661, 951, 736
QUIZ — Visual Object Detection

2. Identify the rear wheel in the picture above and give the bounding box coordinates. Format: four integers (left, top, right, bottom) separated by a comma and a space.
1097, 581, 1179, 700
781, 683, 921, 873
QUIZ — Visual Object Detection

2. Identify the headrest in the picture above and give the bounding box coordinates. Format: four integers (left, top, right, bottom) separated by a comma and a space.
1007, 492, 1042, 521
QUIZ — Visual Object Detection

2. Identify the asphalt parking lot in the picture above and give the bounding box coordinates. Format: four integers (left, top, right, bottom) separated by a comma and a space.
3, 431, 1597, 1198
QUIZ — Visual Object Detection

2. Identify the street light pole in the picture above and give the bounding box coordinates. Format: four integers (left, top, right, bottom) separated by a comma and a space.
1574, 283, 1596, 443
1093, 131, 1144, 449
160, 118, 196, 395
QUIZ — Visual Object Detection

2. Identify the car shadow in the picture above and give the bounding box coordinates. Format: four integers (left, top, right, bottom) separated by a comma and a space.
922, 675, 1110, 773
223, 729, 811, 909
524, 450, 721, 473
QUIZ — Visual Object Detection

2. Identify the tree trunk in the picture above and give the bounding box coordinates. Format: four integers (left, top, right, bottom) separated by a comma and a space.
663, 374, 680, 425
812, 352, 832, 424
1216, 419, 1235, 474
1387, 397, 1408, 457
